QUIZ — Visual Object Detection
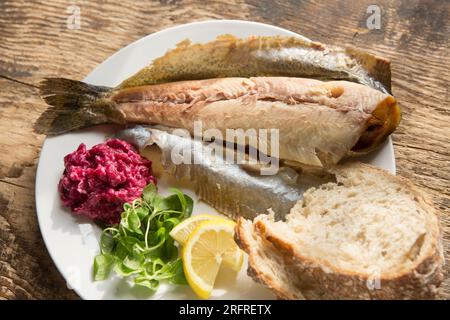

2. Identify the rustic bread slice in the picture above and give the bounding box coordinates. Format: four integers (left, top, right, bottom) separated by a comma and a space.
235, 217, 305, 300
235, 162, 443, 299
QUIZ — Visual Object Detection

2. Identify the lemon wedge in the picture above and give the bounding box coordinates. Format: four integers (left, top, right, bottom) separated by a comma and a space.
169, 214, 228, 246
182, 219, 243, 299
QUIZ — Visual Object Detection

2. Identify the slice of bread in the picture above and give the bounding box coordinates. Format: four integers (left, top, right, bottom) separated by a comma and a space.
235, 162, 443, 299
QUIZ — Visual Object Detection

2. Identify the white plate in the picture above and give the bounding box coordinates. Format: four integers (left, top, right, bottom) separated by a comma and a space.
35, 20, 396, 300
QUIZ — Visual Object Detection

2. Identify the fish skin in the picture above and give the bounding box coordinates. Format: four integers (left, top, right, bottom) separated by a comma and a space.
115, 126, 332, 220
118, 35, 392, 94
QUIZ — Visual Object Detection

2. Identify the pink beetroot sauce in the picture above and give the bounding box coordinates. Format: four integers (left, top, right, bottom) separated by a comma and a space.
58, 139, 156, 225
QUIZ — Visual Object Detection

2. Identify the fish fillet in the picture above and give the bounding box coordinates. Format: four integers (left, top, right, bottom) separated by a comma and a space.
37, 77, 399, 167
114, 125, 334, 220
119, 35, 392, 94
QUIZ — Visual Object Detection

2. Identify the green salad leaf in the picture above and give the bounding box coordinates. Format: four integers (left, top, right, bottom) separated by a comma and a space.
93, 182, 193, 291
93, 254, 114, 281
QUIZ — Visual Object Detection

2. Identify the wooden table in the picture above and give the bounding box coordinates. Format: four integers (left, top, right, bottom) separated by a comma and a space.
0, 0, 448, 300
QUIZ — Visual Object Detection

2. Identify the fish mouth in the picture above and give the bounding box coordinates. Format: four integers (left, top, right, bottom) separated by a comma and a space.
351, 95, 401, 153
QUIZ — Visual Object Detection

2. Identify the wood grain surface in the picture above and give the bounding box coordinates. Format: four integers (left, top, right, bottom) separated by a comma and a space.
0, 0, 448, 300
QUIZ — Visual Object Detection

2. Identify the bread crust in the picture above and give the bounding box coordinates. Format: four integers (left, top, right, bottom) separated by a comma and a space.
234, 219, 304, 300
235, 162, 444, 300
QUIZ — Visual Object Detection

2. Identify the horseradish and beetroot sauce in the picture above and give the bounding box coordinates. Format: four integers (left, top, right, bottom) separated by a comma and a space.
58, 139, 156, 225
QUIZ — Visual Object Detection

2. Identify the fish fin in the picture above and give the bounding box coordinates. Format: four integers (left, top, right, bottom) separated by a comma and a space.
345, 46, 392, 94
36, 78, 122, 135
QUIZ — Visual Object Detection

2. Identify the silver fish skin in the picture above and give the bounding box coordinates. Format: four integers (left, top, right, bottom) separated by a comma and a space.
115, 126, 330, 220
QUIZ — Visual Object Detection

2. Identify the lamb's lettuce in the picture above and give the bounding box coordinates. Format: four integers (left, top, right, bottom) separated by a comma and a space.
93, 182, 192, 291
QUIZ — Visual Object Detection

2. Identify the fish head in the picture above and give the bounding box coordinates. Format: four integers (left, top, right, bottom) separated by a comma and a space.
114, 125, 153, 151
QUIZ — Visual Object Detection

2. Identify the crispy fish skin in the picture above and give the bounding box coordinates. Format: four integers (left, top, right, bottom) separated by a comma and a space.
37, 76, 400, 167
115, 125, 332, 220
118, 35, 392, 94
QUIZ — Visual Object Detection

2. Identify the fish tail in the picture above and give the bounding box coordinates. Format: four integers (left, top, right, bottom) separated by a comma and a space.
35, 78, 121, 135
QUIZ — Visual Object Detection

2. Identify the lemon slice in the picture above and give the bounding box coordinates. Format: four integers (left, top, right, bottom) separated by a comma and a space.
182, 220, 243, 299
170, 214, 228, 245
